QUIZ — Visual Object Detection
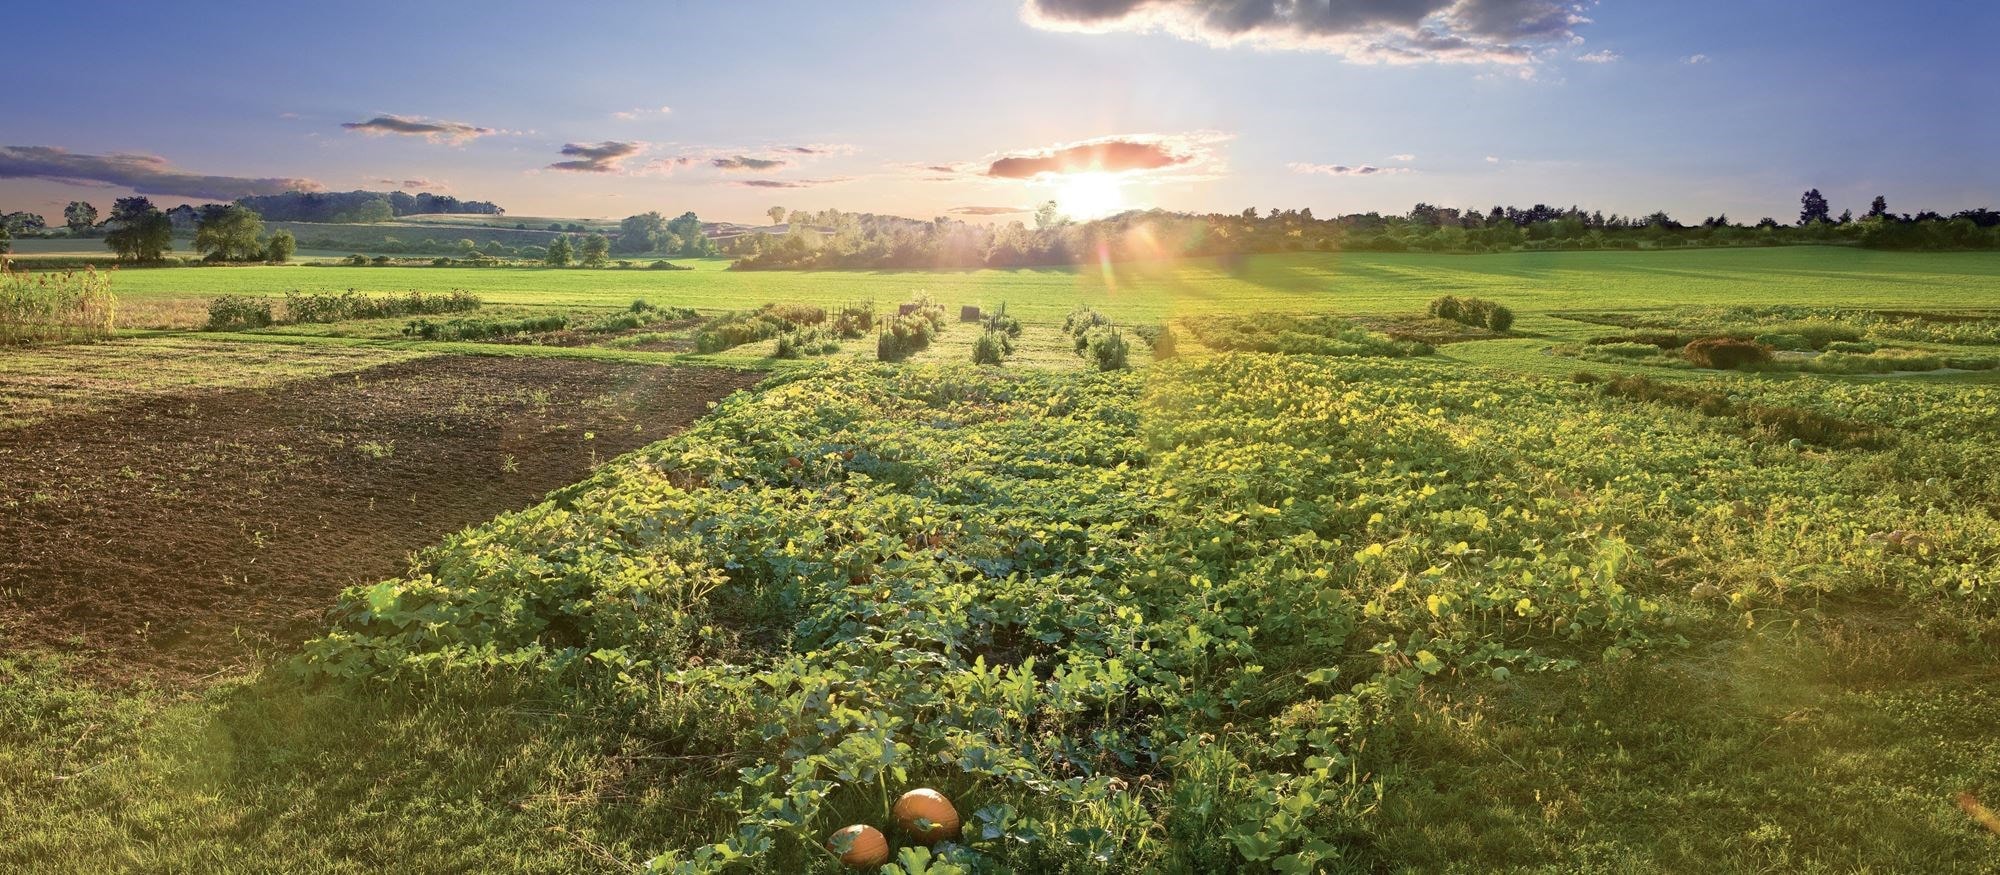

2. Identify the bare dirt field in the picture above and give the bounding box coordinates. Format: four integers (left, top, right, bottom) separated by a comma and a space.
0, 355, 761, 680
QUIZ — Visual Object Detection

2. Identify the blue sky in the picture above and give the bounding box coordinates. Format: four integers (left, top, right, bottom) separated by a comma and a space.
2, 1, 1994, 225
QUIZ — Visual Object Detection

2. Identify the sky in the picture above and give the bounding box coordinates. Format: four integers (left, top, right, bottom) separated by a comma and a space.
2, 1, 1995, 226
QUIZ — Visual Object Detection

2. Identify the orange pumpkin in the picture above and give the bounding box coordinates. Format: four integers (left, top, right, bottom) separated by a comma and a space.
827, 824, 890, 868
893, 788, 962, 844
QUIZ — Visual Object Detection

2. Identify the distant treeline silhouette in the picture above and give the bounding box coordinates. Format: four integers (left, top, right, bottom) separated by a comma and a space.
728, 192, 2000, 270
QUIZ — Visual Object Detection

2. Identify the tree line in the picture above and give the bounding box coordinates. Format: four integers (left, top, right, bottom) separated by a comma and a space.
728, 191, 2000, 271
236, 190, 503, 223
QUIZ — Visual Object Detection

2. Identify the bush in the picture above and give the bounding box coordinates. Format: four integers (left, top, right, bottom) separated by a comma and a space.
1753, 332, 1812, 351
1063, 306, 1111, 341
402, 313, 567, 341
1430, 295, 1513, 331
1133, 323, 1179, 360
1683, 337, 1773, 369
830, 302, 875, 338
971, 329, 1012, 365
204, 295, 274, 331
283, 289, 481, 324
1825, 340, 1879, 354
876, 312, 939, 362
775, 326, 841, 359
1946, 355, 1999, 370
1084, 327, 1131, 371
696, 303, 822, 352
1, 265, 117, 345
1184, 313, 1430, 358
983, 302, 1022, 338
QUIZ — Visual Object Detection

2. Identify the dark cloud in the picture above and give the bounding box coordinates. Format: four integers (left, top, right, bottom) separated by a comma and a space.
0, 145, 322, 200
733, 177, 852, 189
984, 135, 1210, 179
949, 206, 1031, 215
341, 114, 496, 144
548, 141, 647, 173
1288, 161, 1412, 176
1021, 0, 1594, 66
711, 155, 792, 172
774, 144, 857, 155
374, 177, 444, 190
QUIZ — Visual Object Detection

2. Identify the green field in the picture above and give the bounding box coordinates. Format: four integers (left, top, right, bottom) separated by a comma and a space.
6, 247, 2000, 872
98, 247, 2000, 324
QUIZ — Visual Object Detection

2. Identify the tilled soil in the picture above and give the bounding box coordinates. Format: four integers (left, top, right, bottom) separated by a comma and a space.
0, 354, 761, 681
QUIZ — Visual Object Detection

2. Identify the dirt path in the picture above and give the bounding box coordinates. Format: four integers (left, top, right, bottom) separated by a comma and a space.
0, 355, 762, 681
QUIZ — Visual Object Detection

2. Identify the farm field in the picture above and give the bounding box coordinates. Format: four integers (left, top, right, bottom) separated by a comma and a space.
2, 349, 1996, 872
95, 246, 2000, 325
7, 244, 2000, 874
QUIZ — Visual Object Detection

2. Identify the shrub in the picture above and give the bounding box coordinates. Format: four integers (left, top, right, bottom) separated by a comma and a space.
971, 329, 1012, 365
1485, 304, 1515, 332
1184, 313, 1430, 358
1084, 327, 1130, 371
983, 302, 1022, 338
1428, 295, 1463, 322
1753, 332, 1812, 351
1134, 323, 1178, 360
204, 295, 274, 331
1946, 355, 1999, 371
402, 313, 567, 341
876, 312, 938, 362
346, 253, 368, 265
283, 289, 481, 324
1, 265, 117, 345
775, 326, 841, 359
1826, 340, 1879, 354
830, 302, 875, 338
1430, 295, 1513, 332
1683, 337, 1773, 369
1064, 306, 1111, 342
697, 303, 821, 352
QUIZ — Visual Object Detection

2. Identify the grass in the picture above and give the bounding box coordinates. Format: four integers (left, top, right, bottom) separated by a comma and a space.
0, 336, 427, 428
90, 247, 2000, 326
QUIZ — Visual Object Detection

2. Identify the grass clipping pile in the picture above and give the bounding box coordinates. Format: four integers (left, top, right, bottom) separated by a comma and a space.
299, 356, 1997, 872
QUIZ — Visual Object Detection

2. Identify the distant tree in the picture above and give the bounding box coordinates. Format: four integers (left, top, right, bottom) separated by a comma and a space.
616, 212, 665, 253
1837, 209, 1852, 224
104, 197, 174, 261
579, 232, 611, 267
0, 223, 10, 255
767, 206, 786, 226
665, 211, 713, 256
1867, 195, 1890, 220
166, 204, 201, 233
1035, 201, 1066, 230
1799, 188, 1832, 225
264, 229, 297, 263
545, 234, 574, 267
0, 212, 46, 234
194, 204, 268, 261
64, 201, 99, 233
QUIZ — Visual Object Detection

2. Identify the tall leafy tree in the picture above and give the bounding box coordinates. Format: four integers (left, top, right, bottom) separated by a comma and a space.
1799, 188, 1832, 225
0, 222, 10, 255
194, 205, 267, 261
545, 234, 574, 267
616, 212, 665, 253
104, 197, 173, 261
766, 206, 786, 226
1867, 195, 1890, 220
264, 230, 297, 263
579, 232, 611, 267
63, 201, 98, 233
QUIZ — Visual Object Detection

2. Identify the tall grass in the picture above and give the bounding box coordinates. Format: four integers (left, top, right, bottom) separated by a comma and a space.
0, 264, 116, 346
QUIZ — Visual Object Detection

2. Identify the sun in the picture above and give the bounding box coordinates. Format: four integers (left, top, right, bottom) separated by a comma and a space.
1054, 173, 1126, 220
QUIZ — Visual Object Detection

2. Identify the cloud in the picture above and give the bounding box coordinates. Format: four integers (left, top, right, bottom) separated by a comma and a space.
613, 105, 673, 120
1485, 155, 1502, 162
0, 145, 322, 200
642, 156, 698, 175
949, 206, 1031, 215
733, 177, 852, 189
547, 141, 647, 173
373, 177, 445, 190
341, 114, 496, 145
1287, 162, 1412, 177
1682, 53, 1710, 64
711, 155, 792, 172
1020, 0, 1597, 67
774, 143, 858, 156
1389, 153, 1416, 162
1576, 49, 1619, 62
979, 132, 1227, 180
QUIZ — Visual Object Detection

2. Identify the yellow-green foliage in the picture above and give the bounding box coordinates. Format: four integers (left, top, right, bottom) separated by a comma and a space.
0, 264, 114, 346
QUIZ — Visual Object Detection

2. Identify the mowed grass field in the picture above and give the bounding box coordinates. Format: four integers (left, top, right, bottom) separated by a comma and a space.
99, 246, 2000, 325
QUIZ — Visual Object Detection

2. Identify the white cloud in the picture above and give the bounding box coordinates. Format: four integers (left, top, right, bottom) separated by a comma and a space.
1288, 161, 1413, 177
1389, 153, 1417, 162
1576, 49, 1619, 63
1682, 53, 1710, 64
